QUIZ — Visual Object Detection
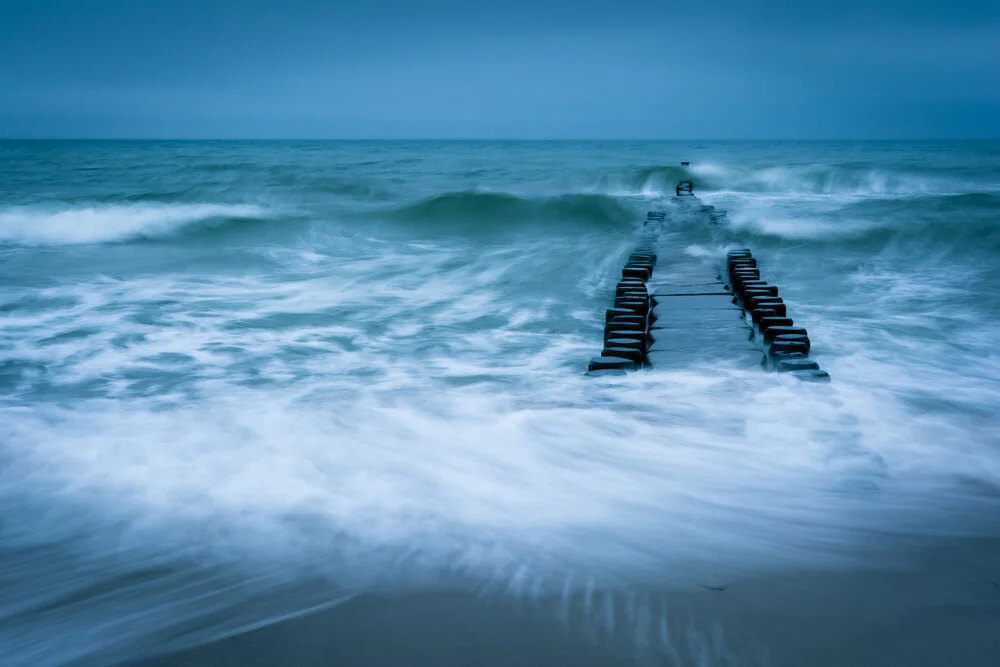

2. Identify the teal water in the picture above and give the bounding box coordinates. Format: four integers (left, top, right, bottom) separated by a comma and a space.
2, 141, 999, 665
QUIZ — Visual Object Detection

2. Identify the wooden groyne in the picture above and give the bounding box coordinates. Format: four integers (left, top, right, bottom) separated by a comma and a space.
588, 178, 830, 382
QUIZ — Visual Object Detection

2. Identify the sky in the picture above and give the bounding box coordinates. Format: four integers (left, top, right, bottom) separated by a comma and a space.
0, 0, 998, 139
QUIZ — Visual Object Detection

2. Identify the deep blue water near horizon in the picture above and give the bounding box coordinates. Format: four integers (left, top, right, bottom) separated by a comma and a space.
2, 140, 1000, 666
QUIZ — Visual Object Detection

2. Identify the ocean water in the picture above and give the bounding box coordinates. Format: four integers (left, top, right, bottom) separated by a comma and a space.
1, 140, 999, 666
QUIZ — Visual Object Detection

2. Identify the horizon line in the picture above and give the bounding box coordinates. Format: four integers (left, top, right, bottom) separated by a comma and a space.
2, 137, 997, 142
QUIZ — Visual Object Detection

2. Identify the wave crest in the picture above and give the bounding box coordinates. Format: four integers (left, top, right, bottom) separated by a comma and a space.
696, 163, 952, 196
383, 191, 637, 232
596, 165, 693, 196
0, 203, 269, 246
600, 163, 975, 198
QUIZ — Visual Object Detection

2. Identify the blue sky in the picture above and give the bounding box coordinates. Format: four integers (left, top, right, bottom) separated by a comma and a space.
1, 0, 997, 138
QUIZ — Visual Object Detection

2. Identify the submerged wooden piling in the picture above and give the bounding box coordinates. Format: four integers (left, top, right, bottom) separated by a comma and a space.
587, 173, 829, 382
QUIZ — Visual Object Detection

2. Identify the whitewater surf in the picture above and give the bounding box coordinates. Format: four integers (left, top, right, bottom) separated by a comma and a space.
1, 140, 998, 666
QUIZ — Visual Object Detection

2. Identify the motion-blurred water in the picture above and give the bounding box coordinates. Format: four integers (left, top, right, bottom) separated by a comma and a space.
1, 141, 999, 666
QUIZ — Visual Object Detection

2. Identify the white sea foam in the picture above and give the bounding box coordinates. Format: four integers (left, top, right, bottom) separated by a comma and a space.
3, 144, 1000, 665
3, 232, 996, 593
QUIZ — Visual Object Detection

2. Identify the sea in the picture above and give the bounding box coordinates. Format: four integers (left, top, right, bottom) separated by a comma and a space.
1, 140, 999, 666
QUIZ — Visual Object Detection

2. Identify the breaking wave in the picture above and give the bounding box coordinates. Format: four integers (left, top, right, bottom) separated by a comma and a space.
601, 162, 994, 198
381, 191, 639, 233
0, 203, 270, 246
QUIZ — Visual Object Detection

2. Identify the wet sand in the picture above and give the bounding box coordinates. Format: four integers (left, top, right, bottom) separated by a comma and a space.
130, 537, 1000, 667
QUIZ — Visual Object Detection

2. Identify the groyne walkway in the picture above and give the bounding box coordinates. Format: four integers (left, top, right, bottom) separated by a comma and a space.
588, 179, 830, 382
